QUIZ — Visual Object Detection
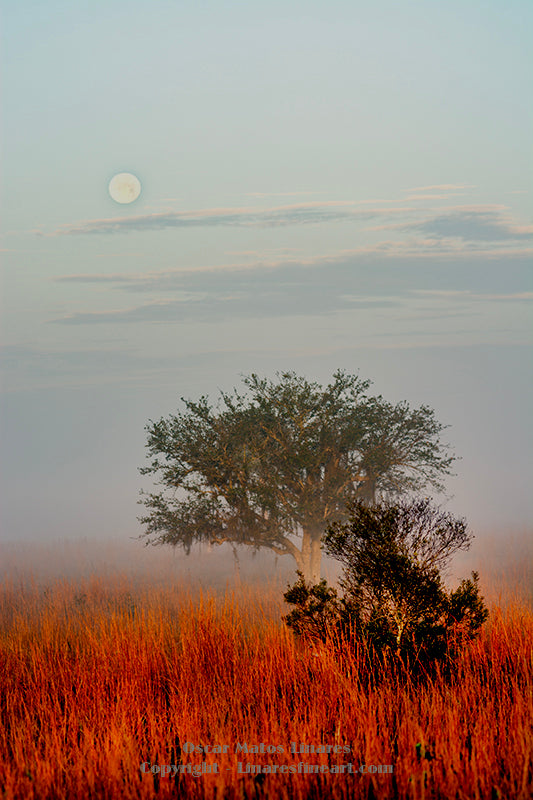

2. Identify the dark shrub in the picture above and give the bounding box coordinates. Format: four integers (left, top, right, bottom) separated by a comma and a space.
283, 498, 488, 669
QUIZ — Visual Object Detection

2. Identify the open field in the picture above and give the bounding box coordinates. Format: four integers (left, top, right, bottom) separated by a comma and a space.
0, 541, 532, 800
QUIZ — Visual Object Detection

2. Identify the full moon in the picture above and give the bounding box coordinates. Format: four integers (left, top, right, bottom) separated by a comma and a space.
108, 172, 141, 204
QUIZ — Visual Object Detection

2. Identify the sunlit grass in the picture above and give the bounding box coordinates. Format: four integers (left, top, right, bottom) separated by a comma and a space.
0, 573, 531, 799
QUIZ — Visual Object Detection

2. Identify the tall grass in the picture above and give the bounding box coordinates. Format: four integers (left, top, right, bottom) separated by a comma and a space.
0, 575, 531, 799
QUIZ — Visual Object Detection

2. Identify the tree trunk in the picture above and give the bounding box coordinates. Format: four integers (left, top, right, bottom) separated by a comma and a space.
358, 475, 377, 505
309, 532, 322, 584
293, 548, 305, 574
299, 527, 323, 583
300, 528, 311, 580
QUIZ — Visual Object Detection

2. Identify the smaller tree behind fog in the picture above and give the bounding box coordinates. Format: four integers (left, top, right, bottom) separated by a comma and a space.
139, 370, 456, 581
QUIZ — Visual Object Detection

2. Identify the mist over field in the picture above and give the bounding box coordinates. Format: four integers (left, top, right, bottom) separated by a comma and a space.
1, 523, 531, 609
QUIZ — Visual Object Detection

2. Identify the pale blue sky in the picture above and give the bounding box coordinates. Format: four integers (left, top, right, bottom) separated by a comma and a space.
1, 0, 532, 549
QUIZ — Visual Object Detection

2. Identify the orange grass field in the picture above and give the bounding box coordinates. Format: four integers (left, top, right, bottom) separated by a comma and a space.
0, 567, 532, 800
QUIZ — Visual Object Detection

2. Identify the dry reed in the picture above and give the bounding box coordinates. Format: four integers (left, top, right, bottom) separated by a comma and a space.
0, 574, 531, 799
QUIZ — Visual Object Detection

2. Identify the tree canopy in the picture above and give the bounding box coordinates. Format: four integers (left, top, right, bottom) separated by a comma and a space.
139, 370, 456, 580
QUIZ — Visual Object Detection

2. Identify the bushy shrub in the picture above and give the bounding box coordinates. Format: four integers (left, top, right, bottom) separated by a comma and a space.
283, 499, 488, 668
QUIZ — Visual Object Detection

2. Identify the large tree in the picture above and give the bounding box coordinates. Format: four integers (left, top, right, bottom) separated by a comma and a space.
139, 370, 456, 581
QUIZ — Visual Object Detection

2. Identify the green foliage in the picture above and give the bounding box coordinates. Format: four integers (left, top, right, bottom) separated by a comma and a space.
283, 498, 488, 666
283, 572, 341, 642
139, 370, 456, 576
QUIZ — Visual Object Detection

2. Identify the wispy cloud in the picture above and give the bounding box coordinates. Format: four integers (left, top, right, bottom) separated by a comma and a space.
403, 194, 466, 201
412, 290, 471, 298
366, 206, 533, 243
408, 184, 474, 192
412, 209, 533, 241
47, 286, 531, 330
47, 292, 401, 326
411, 290, 533, 302
245, 191, 322, 198
40, 195, 532, 257
43, 202, 416, 237
48, 246, 532, 327
472, 292, 533, 301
